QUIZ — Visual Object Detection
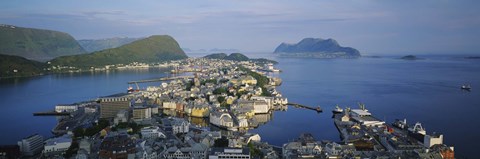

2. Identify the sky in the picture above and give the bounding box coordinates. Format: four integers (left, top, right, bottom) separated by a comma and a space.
1, 0, 480, 54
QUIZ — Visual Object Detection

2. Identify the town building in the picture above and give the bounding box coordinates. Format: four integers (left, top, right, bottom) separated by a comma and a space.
424, 133, 443, 148
55, 104, 78, 113
172, 118, 190, 134
133, 106, 152, 121
208, 148, 250, 159
210, 111, 234, 128
349, 109, 385, 126
17, 134, 43, 156
140, 126, 166, 139
99, 94, 131, 119
43, 134, 72, 156
114, 109, 129, 125
99, 134, 136, 159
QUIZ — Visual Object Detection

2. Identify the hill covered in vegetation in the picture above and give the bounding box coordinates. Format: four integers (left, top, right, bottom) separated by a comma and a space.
0, 54, 46, 78
50, 35, 187, 68
0, 24, 85, 61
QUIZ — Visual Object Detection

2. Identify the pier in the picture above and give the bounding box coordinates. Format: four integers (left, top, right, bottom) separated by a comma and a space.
33, 111, 70, 116
287, 103, 322, 112
128, 75, 194, 84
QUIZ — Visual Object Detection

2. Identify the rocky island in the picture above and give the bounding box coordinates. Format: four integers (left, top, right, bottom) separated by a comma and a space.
400, 55, 424, 60
274, 38, 361, 58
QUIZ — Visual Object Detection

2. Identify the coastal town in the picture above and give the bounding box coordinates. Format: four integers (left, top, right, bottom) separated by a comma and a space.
3, 57, 455, 159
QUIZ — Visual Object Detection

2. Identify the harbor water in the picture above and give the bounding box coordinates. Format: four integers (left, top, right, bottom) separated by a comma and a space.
1, 53, 479, 157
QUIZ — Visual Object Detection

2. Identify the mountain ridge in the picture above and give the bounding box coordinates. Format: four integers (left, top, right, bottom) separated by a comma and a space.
51, 35, 187, 68
0, 24, 86, 61
78, 37, 144, 52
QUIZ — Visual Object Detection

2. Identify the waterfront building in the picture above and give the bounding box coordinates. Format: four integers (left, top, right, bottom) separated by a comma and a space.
253, 100, 269, 114
349, 109, 385, 126
208, 148, 250, 159
191, 104, 210, 117
99, 94, 131, 119
250, 96, 274, 108
210, 111, 234, 128
424, 133, 443, 148
163, 101, 177, 109
55, 104, 78, 113
17, 134, 43, 156
237, 117, 249, 128
43, 134, 72, 156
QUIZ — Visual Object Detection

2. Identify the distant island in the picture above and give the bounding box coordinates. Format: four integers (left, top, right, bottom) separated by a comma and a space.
203, 53, 278, 64
400, 55, 424, 60
51, 35, 187, 69
465, 56, 480, 59
78, 37, 144, 53
274, 38, 361, 58
0, 24, 86, 61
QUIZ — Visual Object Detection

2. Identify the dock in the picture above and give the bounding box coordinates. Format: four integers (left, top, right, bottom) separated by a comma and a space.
128, 75, 195, 84
33, 111, 70, 116
287, 103, 322, 112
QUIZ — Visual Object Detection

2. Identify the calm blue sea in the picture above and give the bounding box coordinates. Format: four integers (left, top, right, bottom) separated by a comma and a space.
1, 53, 479, 158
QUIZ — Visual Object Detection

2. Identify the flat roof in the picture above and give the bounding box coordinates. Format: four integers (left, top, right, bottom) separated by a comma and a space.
351, 109, 371, 116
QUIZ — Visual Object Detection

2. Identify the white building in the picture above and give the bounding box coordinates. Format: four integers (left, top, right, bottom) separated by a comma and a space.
172, 118, 190, 134
208, 148, 250, 159
210, 111, 234, 128
140, 126, 166, 139
238, 118, 249, 128
253, 100, 269, 114
250, 96, 274, 108
114, 109, 129, 125
424, 133, 443, 148
349, 109, 385, 126
43, 134, 72, 155
55, 104, 78, 113
163, 101, 177, 109
17, 134, 44, 156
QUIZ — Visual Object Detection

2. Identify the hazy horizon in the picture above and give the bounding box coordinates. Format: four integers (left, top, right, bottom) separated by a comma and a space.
1, 1, 479, 54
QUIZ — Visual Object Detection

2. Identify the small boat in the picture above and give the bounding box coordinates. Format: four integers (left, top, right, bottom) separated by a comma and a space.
332, 105, 343, 114
461, 84, 471, 91
392, 118, 408, 129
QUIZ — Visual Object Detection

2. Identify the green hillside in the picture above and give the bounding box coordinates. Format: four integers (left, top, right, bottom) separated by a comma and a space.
78, 37, 143, 52
50, 35, 187, 68
203, 53, 277, 64
0, 24, 86, 61
0, 54, 46, 78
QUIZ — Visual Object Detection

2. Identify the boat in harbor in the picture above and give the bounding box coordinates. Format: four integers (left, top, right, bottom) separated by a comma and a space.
461, 84, 471, 91
332, 105, 343, 114
392, 118, 408, 129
